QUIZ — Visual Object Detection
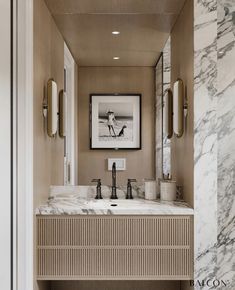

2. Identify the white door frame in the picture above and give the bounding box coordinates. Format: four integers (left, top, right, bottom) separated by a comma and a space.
0, 1, 12, 290
64, 43, 78, 185
13, 2, 78, 290
13, 0, 34, 289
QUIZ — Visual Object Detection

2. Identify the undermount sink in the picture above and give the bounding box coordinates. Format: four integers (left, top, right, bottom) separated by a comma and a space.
83, 198, 158, 213
83, 198, 194, 215
86, 198, 159, 209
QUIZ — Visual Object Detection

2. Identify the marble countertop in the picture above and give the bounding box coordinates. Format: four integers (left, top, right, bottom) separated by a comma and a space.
36, 186, 194, 215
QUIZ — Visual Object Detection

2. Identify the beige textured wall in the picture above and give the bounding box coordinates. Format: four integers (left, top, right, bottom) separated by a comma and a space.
171, 0, 194, 207
78, 67, 155, 186
33, 0, 64, 207
33, 0, 65, 289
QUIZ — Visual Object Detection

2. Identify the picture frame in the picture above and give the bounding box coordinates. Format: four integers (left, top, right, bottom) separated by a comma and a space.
90, 94, 141, 150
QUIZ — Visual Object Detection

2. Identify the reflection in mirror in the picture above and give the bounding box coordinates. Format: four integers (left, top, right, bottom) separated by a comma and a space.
155, 53, 163, 190
162, 37, 171, 177
163, 88, 173, 139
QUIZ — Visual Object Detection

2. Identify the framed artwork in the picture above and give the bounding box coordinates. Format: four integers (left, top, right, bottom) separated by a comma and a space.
90, 94, 141, 150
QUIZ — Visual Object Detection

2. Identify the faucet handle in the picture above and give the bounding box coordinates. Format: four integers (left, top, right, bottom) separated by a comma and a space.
91, 179, 101, 186
126, 179, 137, 199
128, 179, 137, 183
91, 179, 102, 199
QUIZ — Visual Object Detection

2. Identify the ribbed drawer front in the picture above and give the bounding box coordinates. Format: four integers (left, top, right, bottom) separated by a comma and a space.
37, 216, 193, 280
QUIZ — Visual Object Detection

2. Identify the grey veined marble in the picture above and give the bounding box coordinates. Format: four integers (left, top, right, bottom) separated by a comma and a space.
193, 0, 218, 285
194, 0, 235, 289
36, 185, 193, 216
162, 36, 171, 176
155, 53, 163, 191
217, 0, 235, 288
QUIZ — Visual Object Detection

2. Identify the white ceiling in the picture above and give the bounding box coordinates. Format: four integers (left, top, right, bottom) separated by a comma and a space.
44, 0, 186, 66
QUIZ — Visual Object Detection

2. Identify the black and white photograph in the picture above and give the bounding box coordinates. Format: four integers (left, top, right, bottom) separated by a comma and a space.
98, 102, 133, 141
90, 94, 141, 149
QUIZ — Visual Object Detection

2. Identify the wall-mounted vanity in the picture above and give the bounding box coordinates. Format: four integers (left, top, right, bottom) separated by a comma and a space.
36, 187, 193, 281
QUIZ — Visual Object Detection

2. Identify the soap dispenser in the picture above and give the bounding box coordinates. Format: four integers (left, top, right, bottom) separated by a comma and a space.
126, 179, 137, 199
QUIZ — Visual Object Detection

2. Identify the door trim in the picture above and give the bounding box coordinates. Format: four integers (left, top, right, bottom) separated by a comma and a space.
13, 0, 34, 289
64, 43, 78, 185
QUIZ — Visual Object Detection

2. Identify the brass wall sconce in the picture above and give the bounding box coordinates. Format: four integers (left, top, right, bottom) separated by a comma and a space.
42, 79, 58, 137
173, 79, 188, 138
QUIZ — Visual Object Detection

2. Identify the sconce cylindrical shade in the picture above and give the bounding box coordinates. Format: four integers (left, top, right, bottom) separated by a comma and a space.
47, 79, 58, 137
59, 90, 67, 137
173, 79, 184, 137
163, 89, 173, 139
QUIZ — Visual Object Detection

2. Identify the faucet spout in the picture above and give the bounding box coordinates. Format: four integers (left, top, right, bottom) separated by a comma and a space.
111, 162, 118, 199
112, 162, 116, 187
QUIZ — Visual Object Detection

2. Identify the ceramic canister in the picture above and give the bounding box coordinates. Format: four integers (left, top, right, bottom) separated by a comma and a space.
160, 180, 176, 201
144, 179, 157, 200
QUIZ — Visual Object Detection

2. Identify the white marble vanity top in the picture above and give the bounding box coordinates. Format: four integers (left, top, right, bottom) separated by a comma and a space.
36, 186, 193, 216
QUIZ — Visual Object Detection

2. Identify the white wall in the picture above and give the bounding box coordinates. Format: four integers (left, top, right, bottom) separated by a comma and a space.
0, 0, 11, 289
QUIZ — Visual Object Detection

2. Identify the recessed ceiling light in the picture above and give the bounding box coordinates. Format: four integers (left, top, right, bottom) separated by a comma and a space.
112, 31, 120, 35
113, 56, 120, 60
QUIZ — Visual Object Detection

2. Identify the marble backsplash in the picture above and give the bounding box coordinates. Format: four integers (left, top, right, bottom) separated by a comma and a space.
49, 184, 145, 199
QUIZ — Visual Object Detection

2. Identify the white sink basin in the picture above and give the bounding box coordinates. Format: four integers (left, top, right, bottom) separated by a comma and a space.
85, 198, 166, 213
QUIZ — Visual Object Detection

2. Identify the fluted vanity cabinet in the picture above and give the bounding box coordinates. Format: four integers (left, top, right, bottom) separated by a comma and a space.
36, 215, 193, 280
